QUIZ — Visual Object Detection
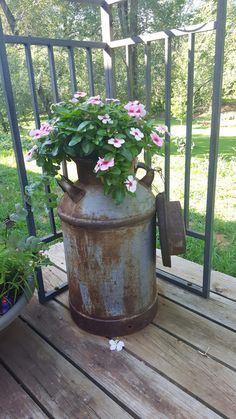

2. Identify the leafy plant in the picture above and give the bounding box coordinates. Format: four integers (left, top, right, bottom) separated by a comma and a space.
26, 93, 168, 204
0, 205, 50, 313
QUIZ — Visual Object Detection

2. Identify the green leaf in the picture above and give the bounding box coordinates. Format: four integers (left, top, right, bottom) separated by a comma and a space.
81, 140, 95, 155
112, 187, 126, 205
68, 135, 82, 146
77, 121, 91, 131
110, 166, 121, 175
10, 204, 28, 221
120, 148, 133, 161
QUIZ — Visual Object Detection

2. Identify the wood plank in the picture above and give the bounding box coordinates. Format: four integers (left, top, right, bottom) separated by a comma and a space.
0, 363, 46, 419
0, 320, 130, 419
156, 249, 236, 300
42, 265, 67, 291
155, 296, 236, 370
44, 260, 236, 334
57, 291, 236, 418
47, 243, 236, 300
21, 297, 220, 419
158, 278, 236, 332
57, 289, 236, 371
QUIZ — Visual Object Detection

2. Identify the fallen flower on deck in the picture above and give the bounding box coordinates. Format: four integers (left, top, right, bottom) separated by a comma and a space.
109, 339, 125, 351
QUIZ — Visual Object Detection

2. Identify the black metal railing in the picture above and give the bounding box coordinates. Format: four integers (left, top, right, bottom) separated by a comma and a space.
0, 0, 227, 302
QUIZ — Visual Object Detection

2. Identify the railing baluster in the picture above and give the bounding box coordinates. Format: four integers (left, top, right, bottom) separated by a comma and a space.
203, 0, 227, 298
24, 43, 41, 128
164, 36, 172, 200
48, 45, 68, 178
86, 48, 95, 96
68, 46, 77, 94
126, 45, 132, 100
144, 42, 151, 113
48, 45, 59, 102
184, 33, 195, 229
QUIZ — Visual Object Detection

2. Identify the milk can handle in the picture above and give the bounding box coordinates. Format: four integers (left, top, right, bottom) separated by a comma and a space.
136, 162, 155, 187
57, 176, 85, 203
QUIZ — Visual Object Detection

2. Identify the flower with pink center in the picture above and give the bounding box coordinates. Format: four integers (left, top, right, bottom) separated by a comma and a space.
124, 100, 139, 110
74, 91, 87, 98
87, 95, 102, 105
150, 131, 163, 147
125, 101, 146, 118
155, 125, 170, 135
25, 145, 37, 162
108, 138, 125, 148
94, 157, 115, 173
125, 175, 137, 193
30, 123, 53, 140
130, 127, 144, 141
98, 114, 113, 124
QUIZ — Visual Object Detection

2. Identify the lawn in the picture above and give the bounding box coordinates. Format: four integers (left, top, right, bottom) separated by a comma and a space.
0, 115, 235, 277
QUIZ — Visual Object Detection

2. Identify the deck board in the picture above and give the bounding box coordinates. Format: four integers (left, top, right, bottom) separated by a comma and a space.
0, 320, 131, 419
155, 297, 236, 370
158, 278, 236, 332
0, 242, 235, 418
21, 297, 221, 419
0, 363, 46, 418
56, 290, 236, 417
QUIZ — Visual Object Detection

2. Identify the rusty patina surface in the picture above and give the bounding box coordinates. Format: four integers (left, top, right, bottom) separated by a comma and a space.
58, 159, 158, 336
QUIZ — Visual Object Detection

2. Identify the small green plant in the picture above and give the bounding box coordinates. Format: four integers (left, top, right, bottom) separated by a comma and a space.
26, 93, 168, 204
0, 204, 50, 313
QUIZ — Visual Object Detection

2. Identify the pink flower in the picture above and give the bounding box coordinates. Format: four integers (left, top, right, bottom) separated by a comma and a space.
150, 131, 163, 147
94, 157, 114, 173
125, 175, 137, 193
124, 100, 139, 109
74, 91, 87, 98
88, 95, 102, 105
130, 127, 144, 141
25, 145, 37, 162
98, 114, 113, 124
108, 138, 125, 148
124, 101, 146, 118
156, 125, 170, 135
30, 123, 53, 140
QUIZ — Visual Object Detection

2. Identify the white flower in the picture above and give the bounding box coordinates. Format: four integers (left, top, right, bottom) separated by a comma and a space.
109, 339, 125, 351
108, 138, 125, 148
130, 127, 144, 141
98, 114, 113, 124
125, 175, 137, 193
70, 98, 78, 104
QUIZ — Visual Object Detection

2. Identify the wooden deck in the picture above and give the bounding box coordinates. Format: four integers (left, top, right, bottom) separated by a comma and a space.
0, 243, 236, 418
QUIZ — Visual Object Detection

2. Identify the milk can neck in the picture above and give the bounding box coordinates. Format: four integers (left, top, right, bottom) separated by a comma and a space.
75, 158, 101, 185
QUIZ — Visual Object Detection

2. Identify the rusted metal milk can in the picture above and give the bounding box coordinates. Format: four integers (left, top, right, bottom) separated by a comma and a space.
58, 159, 158, 336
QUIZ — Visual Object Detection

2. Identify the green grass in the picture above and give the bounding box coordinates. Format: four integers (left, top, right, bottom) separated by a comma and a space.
0, 115, 236, 277
153, 117, 236, 277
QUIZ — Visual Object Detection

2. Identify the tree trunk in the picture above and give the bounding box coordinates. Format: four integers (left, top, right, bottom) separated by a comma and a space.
0, 0, 18, 34
38, 85, 51, 117
117, 0, 139, 99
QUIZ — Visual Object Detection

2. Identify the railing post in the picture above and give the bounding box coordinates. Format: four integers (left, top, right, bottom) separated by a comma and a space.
164, 36, 172, 200
0, 19, 37, 237
100, 2, 116, 98
203, 0, 227, 297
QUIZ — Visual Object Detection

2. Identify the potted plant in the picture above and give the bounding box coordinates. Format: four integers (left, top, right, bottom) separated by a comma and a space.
0, 204, 50, 331
25, 94, 168, 205
25, 93, 169, 337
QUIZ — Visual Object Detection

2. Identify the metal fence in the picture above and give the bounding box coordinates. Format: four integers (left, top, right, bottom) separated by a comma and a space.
0, 0, 227, 302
